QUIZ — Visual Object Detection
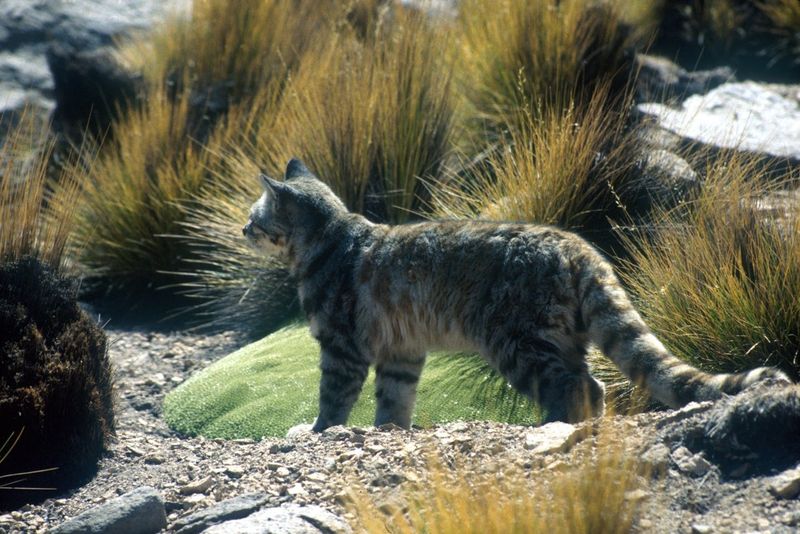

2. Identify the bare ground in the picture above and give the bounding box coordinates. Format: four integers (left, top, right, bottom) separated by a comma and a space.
2, 323, 799, 533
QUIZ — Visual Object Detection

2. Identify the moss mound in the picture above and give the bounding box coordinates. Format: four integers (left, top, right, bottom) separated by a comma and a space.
0, 257, 114, 508
164, 324, 539, 439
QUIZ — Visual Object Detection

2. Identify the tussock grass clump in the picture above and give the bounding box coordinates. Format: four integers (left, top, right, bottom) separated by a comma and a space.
0, 115, 114, 508
178, 157, 299, 336
1, 113, 80, 268
622, 156, 800, 379
117, 0, 332, 103
72, 87, 210, 290
457, 0, 636, 139
432, 88, 638, 239
350, 426, 643, 533
256, 8, 456, 222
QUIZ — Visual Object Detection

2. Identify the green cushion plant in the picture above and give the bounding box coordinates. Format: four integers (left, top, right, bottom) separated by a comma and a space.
164, 324, 539, 439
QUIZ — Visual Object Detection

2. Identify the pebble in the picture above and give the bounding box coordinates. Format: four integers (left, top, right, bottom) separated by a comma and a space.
180, 476, 214, 495
769, 467, 800, 499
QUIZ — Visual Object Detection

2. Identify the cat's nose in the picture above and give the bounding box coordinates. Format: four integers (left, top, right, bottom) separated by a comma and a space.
242, 221, 252, 236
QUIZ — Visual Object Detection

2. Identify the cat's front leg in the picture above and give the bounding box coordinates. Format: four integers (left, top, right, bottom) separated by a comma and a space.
374, 356, 426, 429
311, 343, 370, 432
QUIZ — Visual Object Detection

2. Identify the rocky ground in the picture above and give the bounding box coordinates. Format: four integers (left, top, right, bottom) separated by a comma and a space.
0, 319, 799, 533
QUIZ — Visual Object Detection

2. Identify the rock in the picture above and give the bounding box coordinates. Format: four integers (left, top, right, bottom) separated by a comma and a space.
0, 0, 188, 139
627, 149, 700, 215
638, 82, 800, 167
623, 489, 650, 503
523, 422, 582, 455
691, 524, 713, 534
699, 381, 800, 474
640, 443, 671, 477
46, 44, 143, 138
172, 492, 268, 534
769, 467, 800, 500
671, 446, 712, 477
180, 476, 214, 495
635, 54, 734, 103
51, 486, 166, 534
224, 465, 246, 479
201, 504, 351, 534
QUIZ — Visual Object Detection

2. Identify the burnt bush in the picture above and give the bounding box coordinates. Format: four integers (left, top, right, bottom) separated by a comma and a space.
0, 256, 114, 509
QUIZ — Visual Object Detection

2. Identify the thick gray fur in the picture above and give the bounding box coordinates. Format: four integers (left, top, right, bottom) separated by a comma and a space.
243, 158, 790, 431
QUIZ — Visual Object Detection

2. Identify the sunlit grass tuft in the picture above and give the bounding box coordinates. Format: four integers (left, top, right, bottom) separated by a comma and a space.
457, 0, 636, 140
255, 8, 456, 222
622, 155, 800, 378
431, 87, 638, 236
117, 0, 332, 102
0, 110, 81, 270
350, 423, 644, 534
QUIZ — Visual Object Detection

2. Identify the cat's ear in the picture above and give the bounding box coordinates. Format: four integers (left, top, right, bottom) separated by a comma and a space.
285, 158, 312, 180
259, 173, 297, 200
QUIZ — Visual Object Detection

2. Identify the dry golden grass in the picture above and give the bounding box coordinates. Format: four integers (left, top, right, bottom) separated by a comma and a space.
622, 155, 800, 378
71, 86, 208, 285
758, 0, 800, 34
0, 110, 81, 270
350, 423, 644, 534
249, 7, 456, 222
457, 0, 635, 140
431, 87, 636, 232
117, 0, 333, 99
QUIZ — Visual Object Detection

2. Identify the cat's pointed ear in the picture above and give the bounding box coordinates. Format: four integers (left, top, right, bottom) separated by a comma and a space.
260, 173, 288, 194
285, 158, 311, 180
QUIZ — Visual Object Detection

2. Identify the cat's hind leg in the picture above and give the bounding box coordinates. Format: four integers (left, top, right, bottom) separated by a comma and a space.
492, 337, 605, 424
374, 356, 426, 429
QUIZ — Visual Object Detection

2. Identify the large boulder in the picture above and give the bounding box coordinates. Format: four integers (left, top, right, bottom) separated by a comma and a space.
0, 0, 188, 139
638, 82, 800, 169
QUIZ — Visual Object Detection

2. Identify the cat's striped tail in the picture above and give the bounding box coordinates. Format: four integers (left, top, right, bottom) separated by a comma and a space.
580, 263, 790, 408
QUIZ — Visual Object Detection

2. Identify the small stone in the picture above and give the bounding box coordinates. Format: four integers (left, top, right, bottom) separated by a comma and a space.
276, 467, 292, 478
144, 454, 165, 465
691, 524, 712, 534
640, 443, 670, 476
224, 465, 245, 479
624, 489, 650, 503
180, 476, 214, 495
757, 518, 771, 529
769, 467, 800, 499
287, 483, 306, 496
524, 422, 582, 455
370, 472, 404, 487
671, 446, 712, 477
306, 472, 327, 483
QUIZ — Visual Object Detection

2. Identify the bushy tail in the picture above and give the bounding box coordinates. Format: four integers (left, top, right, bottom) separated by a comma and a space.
580, 266, 789, 408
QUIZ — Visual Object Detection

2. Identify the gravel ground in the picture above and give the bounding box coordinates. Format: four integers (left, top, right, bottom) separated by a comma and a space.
1, 320, 799, 533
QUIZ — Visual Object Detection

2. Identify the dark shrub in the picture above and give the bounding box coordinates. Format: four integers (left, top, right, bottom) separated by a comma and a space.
0, 256, 114, 509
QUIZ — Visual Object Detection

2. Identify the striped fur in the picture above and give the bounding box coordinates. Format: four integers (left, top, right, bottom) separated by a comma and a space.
243, 158, 790, 430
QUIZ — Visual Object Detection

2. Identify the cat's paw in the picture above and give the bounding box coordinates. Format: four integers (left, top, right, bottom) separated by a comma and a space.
286, 423, 314, 438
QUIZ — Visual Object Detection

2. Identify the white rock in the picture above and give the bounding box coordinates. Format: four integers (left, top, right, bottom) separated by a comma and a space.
523, 422, 581, 455
638, 82, 800, 162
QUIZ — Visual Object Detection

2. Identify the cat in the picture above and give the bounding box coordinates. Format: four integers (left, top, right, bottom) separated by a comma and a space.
243, 158, 790, 432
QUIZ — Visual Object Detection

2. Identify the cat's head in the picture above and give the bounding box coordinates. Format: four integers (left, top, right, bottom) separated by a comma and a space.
243, 158, 347, 256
